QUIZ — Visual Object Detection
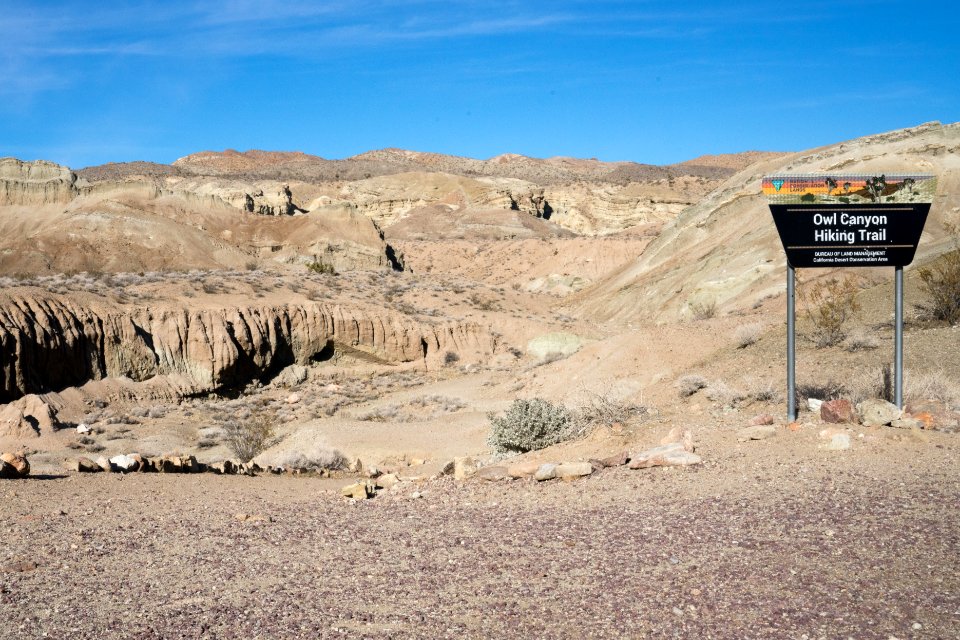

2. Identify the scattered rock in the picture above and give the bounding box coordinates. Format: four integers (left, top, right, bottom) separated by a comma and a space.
75, 423, 91, 434
341, 480, 374, 500
66, 457, 102, 473
95, 456, 112, 472
285, 393, 301, 405
453, 456, 478, 481
857, 399, 902, 427
890, 417, 923, 430
506, 460, 541, 478
348, 458, 364, 473
475, 466, 511, 481
737, 425, 777, 442
109, 454, 141, 473
276, 364, 309, 387
376, 472, 400, 489
808, 398, 823, 413
824, 433, 851, 451
555, 462, 593, 479
534, 463, 557, 482
748, 413, 775, 426
628, 443, 702, 469
438, 460, 455, 476
821, 399, 855, 423
0, 452, 30, 478
596, 451, 630, 468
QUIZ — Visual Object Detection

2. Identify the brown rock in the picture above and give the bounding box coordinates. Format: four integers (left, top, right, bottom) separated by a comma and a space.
554, 462, 593, 479
748, 413, 775, 426
376, 472, 400, 489
737, 425, 777, 442
821, 399, 855, 423
0, 452, 29, 477
66, 457, 102, 473
453, 456, 477, 481
341, 480, 374, 500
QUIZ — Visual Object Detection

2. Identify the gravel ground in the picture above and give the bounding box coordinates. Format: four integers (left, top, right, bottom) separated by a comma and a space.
2, 427, 959, 639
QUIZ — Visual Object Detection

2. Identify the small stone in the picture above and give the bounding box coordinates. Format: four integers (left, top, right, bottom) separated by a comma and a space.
506, 460, 541, 478
534, 463, 557, 482
737, 425, 777, 442
821, 398, 855, 423
554, 462, 593, 479
285, 393, 301, 405
748, 413, 775, 426
438, 460, 455, 476
475, 466, 511, 481
410, 491, 423, 499
660, 427, 695, 452
95, 456, 112, 472
453, 456, 477, 481
408, 457, 426, 466
912, 623, 922, 631
857, 398, 902, 427
807, 398, 823, 412
76, 423, 91, 434
348, 457, 363, 473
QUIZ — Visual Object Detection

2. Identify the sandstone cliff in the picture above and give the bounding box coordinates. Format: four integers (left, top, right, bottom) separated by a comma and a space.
0, 158, 80, 205
0, 291, 496, 403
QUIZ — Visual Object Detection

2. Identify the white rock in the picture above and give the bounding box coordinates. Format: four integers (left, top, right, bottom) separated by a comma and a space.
808, 398, 823, 412
76, 423, 91, 434
534, 463, 557, 482
109, 454, 139, 472
824, 433, 851, 451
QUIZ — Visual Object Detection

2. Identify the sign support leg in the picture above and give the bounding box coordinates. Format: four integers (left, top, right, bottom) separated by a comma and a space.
895, 266, 904, 408
787, 265, 796, 421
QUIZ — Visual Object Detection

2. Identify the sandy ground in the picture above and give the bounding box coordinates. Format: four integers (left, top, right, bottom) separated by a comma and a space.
2, 422, 958, 639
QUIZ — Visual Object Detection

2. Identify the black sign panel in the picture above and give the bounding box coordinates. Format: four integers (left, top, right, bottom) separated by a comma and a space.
769, 202, 930, 268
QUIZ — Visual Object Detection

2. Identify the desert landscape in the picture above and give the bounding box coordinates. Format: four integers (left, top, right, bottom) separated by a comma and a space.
1, 121, 959, 638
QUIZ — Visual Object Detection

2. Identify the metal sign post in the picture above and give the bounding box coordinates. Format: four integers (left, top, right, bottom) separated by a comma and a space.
764, 174, 936, 420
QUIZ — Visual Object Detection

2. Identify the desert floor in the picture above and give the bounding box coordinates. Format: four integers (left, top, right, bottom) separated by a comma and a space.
3, 416, 958, 640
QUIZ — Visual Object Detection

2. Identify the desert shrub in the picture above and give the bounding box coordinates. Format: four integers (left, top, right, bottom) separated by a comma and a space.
734, 323, 762, 349
844, 329, 879, 352
690, 299, 717, 320
223, 415, 275, 462
444, 351, 460, 365
748, 381, 781, 403
487, 398, 582, 455
677, 375, 708, 398
577, 392, 647, 427
917, 246, 960, 324
904, 370, 960, 409
705, 382, 746, 406
306, 257, 336, 275
274, 442, 347, 472
802, 275, 861, 347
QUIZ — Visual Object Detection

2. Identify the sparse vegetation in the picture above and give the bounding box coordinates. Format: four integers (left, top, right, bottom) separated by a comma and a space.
844, 329, 879, 352
487, 398, 582, 455
801, 275, 861, 347
576, 391, 647, 427
274, 442, 347, 472
444, 351, 460, 366
223, 415, 275, 462
917, 244, 960, 325
734, 323, 762, 349
690, 299, 717, 320
306, 257, 336, 275
677, 375, 708, 398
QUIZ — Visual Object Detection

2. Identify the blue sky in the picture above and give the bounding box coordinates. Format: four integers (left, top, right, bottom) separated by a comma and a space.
1, 0, 957, 168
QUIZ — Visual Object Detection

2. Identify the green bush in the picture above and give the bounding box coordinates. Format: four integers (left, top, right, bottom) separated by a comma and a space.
801, 275, 861, 347
487, 398, 579, 455
306, 257, 336, 275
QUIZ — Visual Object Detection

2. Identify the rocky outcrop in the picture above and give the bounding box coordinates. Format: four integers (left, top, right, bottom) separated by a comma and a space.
0, 158, 79, 205
0, 293, 496, 402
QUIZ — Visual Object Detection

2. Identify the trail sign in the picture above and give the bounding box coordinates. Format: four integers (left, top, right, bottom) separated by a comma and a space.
764, 174, 936, 268
762, 174, 938, 420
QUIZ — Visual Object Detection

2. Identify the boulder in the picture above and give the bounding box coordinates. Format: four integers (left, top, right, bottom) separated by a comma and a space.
737, 425, 777, 441
376, 472, 400, 489
453, 456, 477, 481
555, 462, 593, 479
821, 399, 855, 423
66, 457, 102, 473
628, 442, 702, 469
276, 364, 309, 387
209, 460, 236, 475
0, 452, 29, 478
109, 454, 141, 473
526, 332, 584, 361
534, 463, 557, 482
890, 417, 924, 429
857, 399, 902, 427
341, 480, 374, 500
